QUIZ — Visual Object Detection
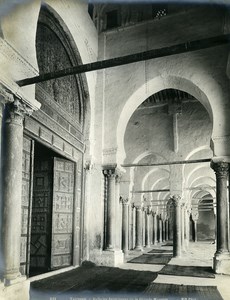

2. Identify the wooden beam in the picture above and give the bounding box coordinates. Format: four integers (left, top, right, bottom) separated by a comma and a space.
16, 34, 230, 87
122, 158, 211, 168
132, 189, 170, 193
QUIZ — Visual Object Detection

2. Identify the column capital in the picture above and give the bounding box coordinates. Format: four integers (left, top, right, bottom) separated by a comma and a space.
0, 85, 14, 105
135, 205, 142, 211
211, 161, 229, 178
103, 166, 124, 181
192, 211, 199, 221
6, 98, 34, 126
170, 194, 182, 207
120, 196, 129, 205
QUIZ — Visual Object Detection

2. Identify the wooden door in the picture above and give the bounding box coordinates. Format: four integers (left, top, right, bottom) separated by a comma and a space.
20, 136, 34, 275
50, 158, 75, 269
30, 158, 53, 274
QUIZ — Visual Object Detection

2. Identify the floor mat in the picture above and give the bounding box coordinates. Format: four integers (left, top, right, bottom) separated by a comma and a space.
128, 254, 172, 265
148, 249, 173, 254
159, 265, 215, 278
145, 283, 223, 300
30, 265, 157, 299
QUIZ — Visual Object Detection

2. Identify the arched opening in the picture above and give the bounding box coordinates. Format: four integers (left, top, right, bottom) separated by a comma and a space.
19, 4, 90, 277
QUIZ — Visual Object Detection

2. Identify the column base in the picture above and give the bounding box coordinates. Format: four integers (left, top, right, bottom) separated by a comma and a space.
0, 276, 29, 300
89, 249, 124, 266
213, 252, 230, 275
134, 246, 143, 251
101, 250, 124, 266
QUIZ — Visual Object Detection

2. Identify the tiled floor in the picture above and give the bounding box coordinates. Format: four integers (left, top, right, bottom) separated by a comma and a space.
30, 241, 230, 300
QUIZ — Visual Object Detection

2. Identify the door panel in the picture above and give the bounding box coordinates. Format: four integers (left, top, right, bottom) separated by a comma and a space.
51, 158, 75, 269
20, 136, 34, 275
30, 159, 53, 273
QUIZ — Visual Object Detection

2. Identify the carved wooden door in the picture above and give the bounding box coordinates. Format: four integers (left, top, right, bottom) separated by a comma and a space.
50, 157, 75, 269
20, 136, 34, 275
30, 158, 53, 273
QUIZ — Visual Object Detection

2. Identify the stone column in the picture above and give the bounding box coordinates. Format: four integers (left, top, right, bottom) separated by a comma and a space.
171, 195, 182, 257
142, 207, 146, 247
153, 212, 157, 245
121, 198, 129, 254
162, 218, 166, 242
211, 161, 230, 274
184, 207, 190, 249
181, 204, 185, 250
145, 208, 151, 248
150, 210, 153, 245
192, 212, 199, 243
115, 174, 122, 251
158, 214, 163, 243
2, 99, 32, 282
132, 205, 136, 249
165, 219, 169, 241
135, 206, 142, 250
129, 203, 133, 250
103, 169, 116, 250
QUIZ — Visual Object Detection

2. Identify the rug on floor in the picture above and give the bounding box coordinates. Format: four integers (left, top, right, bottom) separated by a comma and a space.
128, 254, 172, 265
159, 264, 215, 278
145, 283, 223, 300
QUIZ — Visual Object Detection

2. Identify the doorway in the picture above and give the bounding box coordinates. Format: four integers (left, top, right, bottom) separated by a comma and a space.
20, 138, 79, 277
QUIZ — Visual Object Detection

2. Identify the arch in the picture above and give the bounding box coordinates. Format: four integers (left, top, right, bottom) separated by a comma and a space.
117, 74, 216, 164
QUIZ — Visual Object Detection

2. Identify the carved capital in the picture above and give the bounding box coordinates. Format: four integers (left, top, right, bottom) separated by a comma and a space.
84, 160, 93, 171
0, 85, 14, 104
170, 194, 182, 207
6, 98, 33, 125
211, 161, 229, 178
135, 205, 142, 211
103, 168, 116, 178
120, 196, 129, 205
192, 211, 199, 221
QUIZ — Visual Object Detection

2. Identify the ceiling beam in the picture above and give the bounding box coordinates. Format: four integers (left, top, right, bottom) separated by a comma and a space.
122, 158, 211, 168
132, 189, 170, 193
16, 34, 230, 87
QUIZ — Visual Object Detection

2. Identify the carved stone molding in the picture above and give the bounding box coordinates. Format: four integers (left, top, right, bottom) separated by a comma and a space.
211, 161, 229, 178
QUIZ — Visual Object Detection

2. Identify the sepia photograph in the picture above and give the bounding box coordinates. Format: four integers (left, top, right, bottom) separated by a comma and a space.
0, 0, 230, 299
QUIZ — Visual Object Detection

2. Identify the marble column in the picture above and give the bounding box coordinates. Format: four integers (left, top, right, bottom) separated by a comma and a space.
142, 207, 146, 247
181, 204, 185, 250
165, 219, 169, 241
129, 203, 133, 250
115, 175, 122, 251
184, 207, 190, 249
132, 205, 136, 249
121, 198, 129, 254
135, 206, 142, 250
211, 161, 230, 274
158, 214, 163, 243
2, 99, 32, 282
150, 211, 153, 245
172, 195, 182, 257
145, 209, 151, 248
162, 218, 166, 242
153, 212, 157, 245
103, 169, 116, 250
192, 213, 199, 243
